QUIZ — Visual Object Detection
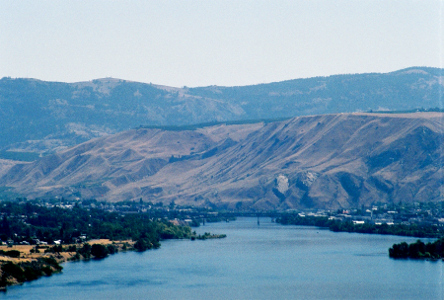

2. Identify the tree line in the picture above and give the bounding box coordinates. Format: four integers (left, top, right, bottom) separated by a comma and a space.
389, 238, 444, 259
277, 214, 443, 238
0, 201, 192, 246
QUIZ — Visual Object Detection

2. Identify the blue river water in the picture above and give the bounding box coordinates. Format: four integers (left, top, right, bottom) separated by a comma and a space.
3, 217, 443, 299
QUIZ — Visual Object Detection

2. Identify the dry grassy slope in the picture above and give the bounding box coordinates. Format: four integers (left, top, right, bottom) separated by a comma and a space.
0, 160, 16, 177
1, 113, 443, 210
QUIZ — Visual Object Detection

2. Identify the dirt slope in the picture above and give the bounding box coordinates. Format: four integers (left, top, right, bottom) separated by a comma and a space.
1, 113, 443, 210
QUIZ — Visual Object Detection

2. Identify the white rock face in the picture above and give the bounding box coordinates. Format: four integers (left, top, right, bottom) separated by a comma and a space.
303, 171, 318, 187
276, 175, 289, 194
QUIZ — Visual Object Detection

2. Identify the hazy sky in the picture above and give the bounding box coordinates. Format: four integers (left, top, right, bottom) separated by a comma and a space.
1, 0, 443, 87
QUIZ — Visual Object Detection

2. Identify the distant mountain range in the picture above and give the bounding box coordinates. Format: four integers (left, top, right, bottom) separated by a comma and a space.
0, 67, 442, 156
1, 113, 442, 210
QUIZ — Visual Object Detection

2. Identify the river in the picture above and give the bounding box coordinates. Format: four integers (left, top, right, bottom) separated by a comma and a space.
3, 218, 443, 299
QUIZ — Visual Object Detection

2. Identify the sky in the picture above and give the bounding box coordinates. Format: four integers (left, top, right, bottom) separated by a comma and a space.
1, 0, 443, 87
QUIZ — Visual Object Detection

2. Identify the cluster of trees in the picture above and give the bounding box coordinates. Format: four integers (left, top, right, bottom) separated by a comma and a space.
389, 238, 444, 259
329, 221, 441, 238
191, 232, 227, 241
0, 201, 193, 246
43, 243, 120, 260
0, 249, 20, 258
277, 215, 331, 227
277, 214, 442, 238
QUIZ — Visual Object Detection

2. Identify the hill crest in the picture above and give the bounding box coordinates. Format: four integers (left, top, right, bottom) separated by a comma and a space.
0, 67, 442, 156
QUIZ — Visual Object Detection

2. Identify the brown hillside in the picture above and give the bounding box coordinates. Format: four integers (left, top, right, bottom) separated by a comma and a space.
1, 113, 443, 210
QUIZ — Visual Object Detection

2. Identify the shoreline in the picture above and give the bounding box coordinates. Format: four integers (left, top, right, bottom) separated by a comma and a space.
0, 239, 134, 290
0, 233, 226, 290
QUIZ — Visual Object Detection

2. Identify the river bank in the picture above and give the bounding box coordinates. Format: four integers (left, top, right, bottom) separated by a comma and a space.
0, 239, 133, 290
0, 231, 227, 290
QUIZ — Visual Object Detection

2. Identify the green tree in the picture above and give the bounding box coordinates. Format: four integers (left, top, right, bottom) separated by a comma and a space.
78, 243, 92, 259
91, 244, 109, 259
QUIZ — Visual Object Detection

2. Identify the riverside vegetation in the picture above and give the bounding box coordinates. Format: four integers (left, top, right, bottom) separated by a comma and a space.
277, 214, 443, 238
388, 238, 444, 260
0, 200, 225, 289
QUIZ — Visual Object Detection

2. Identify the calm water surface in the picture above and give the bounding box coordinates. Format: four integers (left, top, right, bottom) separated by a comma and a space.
3, 218, 443, 299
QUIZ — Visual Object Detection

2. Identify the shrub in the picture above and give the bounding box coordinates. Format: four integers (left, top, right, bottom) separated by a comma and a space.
2, 262, 25, 282
107, 244, 118, 255
1, 250, 21, 258
91, 244, 109, 258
